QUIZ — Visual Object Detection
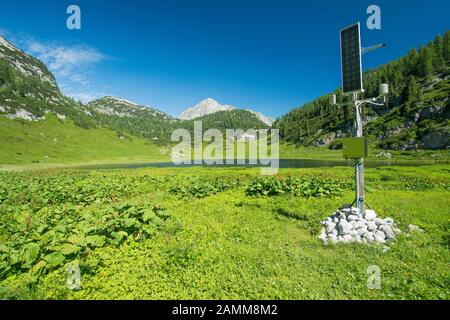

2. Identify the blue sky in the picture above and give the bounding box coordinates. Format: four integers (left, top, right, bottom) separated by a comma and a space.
0, 0, 448, 118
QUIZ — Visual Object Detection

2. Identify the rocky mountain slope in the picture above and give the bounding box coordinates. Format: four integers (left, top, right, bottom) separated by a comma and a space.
180, 98, 274, 126
0, 36, 95, 126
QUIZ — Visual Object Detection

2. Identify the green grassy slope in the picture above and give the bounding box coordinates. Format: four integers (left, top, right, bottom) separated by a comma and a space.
0, 114, 169, 166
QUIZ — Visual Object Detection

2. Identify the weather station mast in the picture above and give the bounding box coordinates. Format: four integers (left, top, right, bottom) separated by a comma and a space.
330, 22, 389, 213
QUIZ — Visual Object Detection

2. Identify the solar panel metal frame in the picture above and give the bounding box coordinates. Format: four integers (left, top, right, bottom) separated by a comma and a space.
340, 22, 364, 95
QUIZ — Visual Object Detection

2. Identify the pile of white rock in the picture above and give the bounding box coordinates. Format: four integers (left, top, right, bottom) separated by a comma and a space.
318, 206, 402, 245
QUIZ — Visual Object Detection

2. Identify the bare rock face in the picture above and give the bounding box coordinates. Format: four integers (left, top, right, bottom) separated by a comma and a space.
419, 106, 442, 120
318, 207, 402, 245
313, 132, 336, 147
419, 131, 450, 149
0, 36, 57, 88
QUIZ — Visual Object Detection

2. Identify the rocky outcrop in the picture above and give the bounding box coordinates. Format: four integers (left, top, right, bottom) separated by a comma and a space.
6, 109, 44, 121
419, 131, 450, 149
313, 132, 336, 147
419, 106, 443, 120
376, 151, 392, 159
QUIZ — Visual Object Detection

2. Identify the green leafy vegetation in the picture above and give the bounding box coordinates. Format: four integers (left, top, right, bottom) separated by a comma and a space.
0, 165, 448, 299
169, 176, 242, 199
0, 170, 171, 298
246, 176, 344, 198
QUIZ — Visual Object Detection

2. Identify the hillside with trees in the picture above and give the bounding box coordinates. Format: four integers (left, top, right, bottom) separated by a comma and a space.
274, 31, 450, 150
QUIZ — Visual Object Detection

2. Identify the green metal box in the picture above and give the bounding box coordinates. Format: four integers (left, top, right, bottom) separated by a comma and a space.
342, 137, 368, 159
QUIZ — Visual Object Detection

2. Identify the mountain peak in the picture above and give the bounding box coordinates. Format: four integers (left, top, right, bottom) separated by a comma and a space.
202, 97, 219, 104
179, 98, 235, 120
179, 98, 273, 126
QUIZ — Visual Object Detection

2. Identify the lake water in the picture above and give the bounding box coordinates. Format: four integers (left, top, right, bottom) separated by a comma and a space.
77, 159, 436, 170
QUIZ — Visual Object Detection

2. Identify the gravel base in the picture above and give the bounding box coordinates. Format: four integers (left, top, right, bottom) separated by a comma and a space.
318, 205, 402, 245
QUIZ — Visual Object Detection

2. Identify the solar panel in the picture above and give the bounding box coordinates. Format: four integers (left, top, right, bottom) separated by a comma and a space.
340, 22, 363, 94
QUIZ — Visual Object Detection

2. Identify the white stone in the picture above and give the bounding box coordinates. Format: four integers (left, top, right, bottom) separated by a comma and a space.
342, 235, 353, 243
357, 227, 368, 237
347, 214, 359, 221
353, 221, 366, 229
363, 232, 375, 242
366, 221, 377, 231
379, 225, 395, 240
374, 218, 384, 226
325, 222, 336, 234
374, 235, 386, 243
408, 224, 423, 232
364, 210, 377, 221
374, 230, 386, 240
337, 220, 352, 235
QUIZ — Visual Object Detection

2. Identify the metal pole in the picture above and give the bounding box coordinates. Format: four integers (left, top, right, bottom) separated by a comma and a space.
353, 93, 365, 213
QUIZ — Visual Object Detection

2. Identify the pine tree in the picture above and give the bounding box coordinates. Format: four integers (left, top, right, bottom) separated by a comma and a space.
401, 76, 419, 116
443, 31, 450, 63
433, 35, 445, 71
405, 48, 418, 75
401, 101, 411, 116
344, 104, 352, 122
407, 76, 419, 102
417, 46, 434, 78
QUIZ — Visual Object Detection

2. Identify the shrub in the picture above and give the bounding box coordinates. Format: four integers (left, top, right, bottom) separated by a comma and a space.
245, 176, 344, 198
